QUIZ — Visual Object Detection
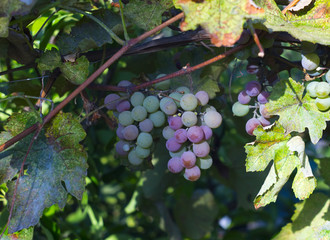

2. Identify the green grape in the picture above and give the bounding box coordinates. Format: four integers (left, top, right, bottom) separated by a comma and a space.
118, 111, 134, 126
143, 96, 160, 113
160, 97, 177, 115
180, 93, 198, 111
306, 81, 318, 98
315, 97, 330, 111
169, 146, 187, 158
197, 155, 213, 170
169, 92, 183, 107
301, 53, 320, 71
149, 111, 166, 127
131, 105, 147, 122
232, 102, 250, 117
181, 111, 198, 127
135, 146, 150, 158
315, 82, 330, 98
325, 70, 330, 83
128, 149, 143, 165
137, 132, 153, 148
154, 74, 170, 90
176, 86, 190, 94
203, 110, 222, 128
130, 92, 145, 107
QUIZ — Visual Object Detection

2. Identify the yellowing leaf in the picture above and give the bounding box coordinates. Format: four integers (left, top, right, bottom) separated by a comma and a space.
173, 0, 264, 47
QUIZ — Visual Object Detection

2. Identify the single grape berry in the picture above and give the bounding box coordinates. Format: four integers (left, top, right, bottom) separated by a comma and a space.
168, 157, 184, 173
168, 116, 183, 130
315, 97, 330, 111
325, 70, 330, 83
115, 140, 130, 156
174, 129, 188, 143
169, 146, 187, 158
128, 149, 143, 166
149, 111, 166, 127
166, 137, 182, 152
195, 91, 209, 106
104, 94, 121, 110
118, 111, 134, 126
245, 81, 261, 97
139, 119, 154, 132
192, 141, 210, 157
116, 100, 131, 113
131, 106, 148, 122
130, 92, 145, 107
315, 82, 330, 98
176, 86, 191, 94
160, 97, 178, 115
162, 126, 175, 140
197, 155, 213, 170
238, 90, 251, 104
257, 91, 270, 104
187, 126, 204, 143
135, 146, 150, 158
184, 166, 201, 181
201, 125, 212, 140
203, 111, 222, 128
180, 93, 198, 111
181, 111, 198, 127
143, 96, 160, 113
232, 102, 249, 117
306, 81, 318, 98
245, 118, 262, 136
301, 53, 320, 71
122, 125, 139, 141
137, 132, 153, 148
180, 151, 196, 169
116, 124, 125, 139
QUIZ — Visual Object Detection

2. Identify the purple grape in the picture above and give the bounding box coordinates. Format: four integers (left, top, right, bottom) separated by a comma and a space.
184, 166, 201, 181
187, 126, 204, 143
201, 125, 212, 140
168, 157, 184, 173
115, 140, 130, 156
174, 129, 188, 143
139, 119, 154, 132
192, 141, 210, 157
116, 124, 125, 139
258, 116, 271, 127
166, 137, 182, 152
245, 118, 262, 136
168, 116, 183, 130
257, 91, 270, 104
104, 94, 121, 110
195, 91, 209, 106
180, 151, 196, 169
117, 80, 134, 87
245, 81, 261, 97
259, 104, 272, 118
238, 90, 251, 104
123, 125, 139, 141
246, 65, 259, 74
116, 100, 131, 112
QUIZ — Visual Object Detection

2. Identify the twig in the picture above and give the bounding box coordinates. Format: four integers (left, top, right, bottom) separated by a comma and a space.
0, 12, 185, 153
248, 20, 264, 58
282, 0, 300, 14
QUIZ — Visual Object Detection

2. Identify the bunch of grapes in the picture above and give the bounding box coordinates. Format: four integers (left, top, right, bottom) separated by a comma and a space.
105, 81, 166, 166
163, 89, 222, 181
232, 81, 272, 136
306, 71, 330, 111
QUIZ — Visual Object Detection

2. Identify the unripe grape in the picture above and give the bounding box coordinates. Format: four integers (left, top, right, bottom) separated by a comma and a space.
315, 97, 330, 111
137, 132, 153, 148
238, 90, 251, 104
315, 82, 330, 98
169, 146, 187, 158
160, 97, 178, 115
131, 106, 147, 122
325, 70, 330, 83
184, 166, 201, 181
197, 155, 213, 170
187, 126, 204, 143
232, 102, 249, 117
149, 111, 165, 127
162, 126, 175, 140
245, 118, 262, 136
104, 94, 121, 110
143, 96, 160, 113
128, 149, 143, 165
174, 129, 188, 143
180, 93, 198, 111
192, 141, 210, 157
181, 111, 198, 127
301, 53, 320, 71
130, 92, 145, 107
195, 91, 209, 106
169, 92, 183, 107
118, 111, 134, 126
176, 86, 190, 94
135, 146, 150, 158
203, 111, 222, 128
180, 151, 196, 169
306, 81, 318, 98
167, 157, 184, 173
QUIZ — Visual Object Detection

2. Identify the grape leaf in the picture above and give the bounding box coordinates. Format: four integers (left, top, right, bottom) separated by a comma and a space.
273, 193, 330, 240
292, 168, 317, 200
56, 9, 121, 55
0, 0, 23, 37
173, 0, 264, 47
253, 0, 330, 45
37, 49, 62, 72
0, 112, 88, 233
174, 189, 218, 239
2, 227, 34, 240
265, 78, 330, 144
60, 56, 89, 85
124, 0, 173, 31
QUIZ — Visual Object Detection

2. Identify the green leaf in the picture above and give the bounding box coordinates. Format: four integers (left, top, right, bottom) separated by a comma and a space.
2, 227, 34, 240
265, 78, 330, 144
37, 49, 62, 72
0, 0, 23, 37
292, 168, 317, 200
173, 0, 264, 47
253, 0, 330, 45
57, 9, 121, 55
124, 0, 173, 31
0, 112, 88, 233
60, 55, 89, 85
174, 189, 218, 239
273, 193, 330, 240
314, 158, 330, 186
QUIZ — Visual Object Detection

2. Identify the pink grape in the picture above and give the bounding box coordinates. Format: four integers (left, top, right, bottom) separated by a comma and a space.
174, 129, 188, 143
116, 100, 131, 112
104, 94, 121, 110
187, 126, 204, 143
139, 119, 153, 132
123, 125, 139, 141
238, 90, 251, 104
245, 118, 262, 136
257, 91, 270, 104
167, 157, 184, 173
180, 151, 196, 169
195, 91, 209, 106
166, 137, 182, 152
245, 81, 261, 97
259, 104, 272, 118
184, 166, 201, 181
203, 111, 222, 128
168, 116, 183, 130
201, 125, 212, 140
258, 116, 271, 127
115, 140, 130, 156
116, 124, 125, 139
192, 141, 210, 157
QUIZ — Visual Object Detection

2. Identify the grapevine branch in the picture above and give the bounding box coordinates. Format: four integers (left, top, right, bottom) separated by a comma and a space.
0, 12, 184, 153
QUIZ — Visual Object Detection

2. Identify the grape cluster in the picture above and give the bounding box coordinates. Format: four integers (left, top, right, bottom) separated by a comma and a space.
306, 72, 330, 111
105, 81, 166, 166
162, 89, 222, 181
232, 81, 272, 136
